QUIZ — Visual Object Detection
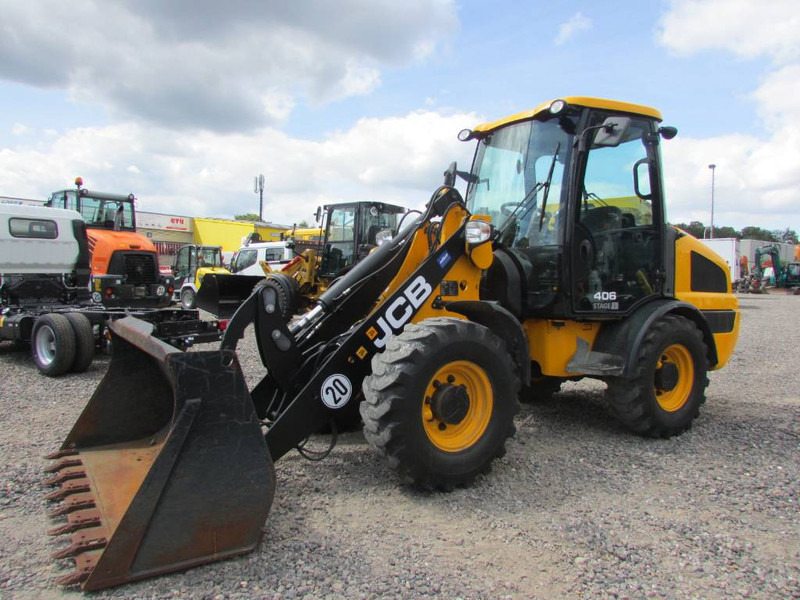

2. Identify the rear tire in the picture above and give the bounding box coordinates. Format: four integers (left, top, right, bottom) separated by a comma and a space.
31, 314, 76, 377
64, 312, 95, 373
361, 318, 520, 490
606, 314, 708, 438
181, 287, 196, 309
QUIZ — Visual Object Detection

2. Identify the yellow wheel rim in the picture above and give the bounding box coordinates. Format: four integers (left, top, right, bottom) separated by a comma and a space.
654, 344, 694, 412
422, 360, 493, 453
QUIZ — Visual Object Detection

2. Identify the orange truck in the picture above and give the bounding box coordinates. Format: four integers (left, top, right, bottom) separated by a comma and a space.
45, 178, 174, 307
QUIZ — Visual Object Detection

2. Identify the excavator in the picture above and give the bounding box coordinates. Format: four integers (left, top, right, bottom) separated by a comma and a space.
754, 244, 800, 292
43, 97, 740, 590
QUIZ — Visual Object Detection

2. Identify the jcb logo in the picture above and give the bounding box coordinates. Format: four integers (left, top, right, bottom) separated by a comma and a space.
373, 275, 433, 349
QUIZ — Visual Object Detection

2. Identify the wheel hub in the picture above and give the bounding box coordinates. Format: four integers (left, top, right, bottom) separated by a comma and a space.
654, 362, 679, 392
430, 381, 470, 425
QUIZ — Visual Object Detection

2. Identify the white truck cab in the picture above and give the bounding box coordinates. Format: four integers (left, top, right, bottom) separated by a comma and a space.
231, 241, 294, 276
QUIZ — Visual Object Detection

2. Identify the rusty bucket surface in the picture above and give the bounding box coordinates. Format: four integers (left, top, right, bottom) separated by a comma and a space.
44, 317, 275, 591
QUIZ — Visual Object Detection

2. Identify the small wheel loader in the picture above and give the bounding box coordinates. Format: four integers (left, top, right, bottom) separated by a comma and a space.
195, 200, 407, 319
43, 97, 739, 590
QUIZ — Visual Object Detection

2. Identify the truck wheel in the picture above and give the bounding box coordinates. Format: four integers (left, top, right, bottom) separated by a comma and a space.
181, 287, 196, 309
606, 314, 709, 438
64, 313, 95, 373
31, 314, 77, 377
361, 317, 520, 490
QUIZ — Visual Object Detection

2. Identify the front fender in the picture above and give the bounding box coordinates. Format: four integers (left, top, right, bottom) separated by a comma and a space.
444, 300, 531, 384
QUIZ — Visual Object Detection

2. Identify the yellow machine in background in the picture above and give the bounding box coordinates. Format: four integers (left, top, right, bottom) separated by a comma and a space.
43, 97, 739, 591
171, 244, 230, 308
198, 201, 407, 319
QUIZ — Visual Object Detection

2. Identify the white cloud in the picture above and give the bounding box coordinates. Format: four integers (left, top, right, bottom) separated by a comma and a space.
658, 0, 800, 231
0, 110, 479, 226
11, 124, 30, 136
0, 0, 457, 132
555, 12, 592, 46
658, 0, 800, 64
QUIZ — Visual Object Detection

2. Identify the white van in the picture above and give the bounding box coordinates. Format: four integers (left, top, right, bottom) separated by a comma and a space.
231, 241, 294, 276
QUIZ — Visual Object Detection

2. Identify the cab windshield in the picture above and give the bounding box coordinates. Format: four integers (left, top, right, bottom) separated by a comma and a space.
66, 191, 136, 231
465, 118, 572, 248
198, 247, 223, 268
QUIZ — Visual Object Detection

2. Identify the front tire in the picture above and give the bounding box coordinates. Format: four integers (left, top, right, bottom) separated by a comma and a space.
181, 287, 196, 309
606, 314, 709, 438
361, 317, 520, 490
31, 314, 76, 377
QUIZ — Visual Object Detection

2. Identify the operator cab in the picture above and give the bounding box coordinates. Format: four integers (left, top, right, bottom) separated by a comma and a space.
47, 178, 137, 233
462, 97, 675, 320
317, 202, 406, 278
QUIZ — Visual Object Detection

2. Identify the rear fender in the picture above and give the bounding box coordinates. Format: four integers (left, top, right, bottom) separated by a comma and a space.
592, 299, 718, 377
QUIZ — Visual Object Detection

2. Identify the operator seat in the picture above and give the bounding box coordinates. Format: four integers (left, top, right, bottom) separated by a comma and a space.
581, 205, 622, 233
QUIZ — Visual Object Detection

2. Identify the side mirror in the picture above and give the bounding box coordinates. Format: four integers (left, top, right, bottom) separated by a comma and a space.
659, 126, 678, 140
315, 206, 322, 223
593, 116, 632, 147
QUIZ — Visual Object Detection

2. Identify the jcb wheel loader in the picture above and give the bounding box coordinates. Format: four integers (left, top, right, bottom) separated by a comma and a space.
43, 97, 739, 590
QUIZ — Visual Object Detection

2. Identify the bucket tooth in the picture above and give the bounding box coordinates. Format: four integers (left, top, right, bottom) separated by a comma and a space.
54, 569, 91, 587
43, 478, 90, 501
48, 510, 102, 536
54, 551, 101, 587
43, 466, 86, 486
47, 492, 96, 517
43, 317, 275, 591
44, 457, 83, 474
51, 530, 108, 560
45, 448, 78, 460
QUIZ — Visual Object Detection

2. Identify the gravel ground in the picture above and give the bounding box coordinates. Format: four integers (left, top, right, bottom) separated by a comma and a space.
1, 293, 798, 600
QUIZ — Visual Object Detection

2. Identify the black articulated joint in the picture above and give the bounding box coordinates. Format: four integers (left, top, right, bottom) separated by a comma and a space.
252, 285, 303, 389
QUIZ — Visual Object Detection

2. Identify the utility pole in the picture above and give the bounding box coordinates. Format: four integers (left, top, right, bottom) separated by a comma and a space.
708, 164, 716, 239
254, 174, 265, 222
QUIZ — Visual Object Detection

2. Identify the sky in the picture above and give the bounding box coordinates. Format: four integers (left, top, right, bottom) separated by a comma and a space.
0, 0, 798, 233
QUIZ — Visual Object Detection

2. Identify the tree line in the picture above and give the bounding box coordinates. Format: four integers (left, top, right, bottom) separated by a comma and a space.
670, 222, 798, 244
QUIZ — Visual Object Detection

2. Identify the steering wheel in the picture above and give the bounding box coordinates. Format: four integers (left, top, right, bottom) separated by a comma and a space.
500, 202, 523, 217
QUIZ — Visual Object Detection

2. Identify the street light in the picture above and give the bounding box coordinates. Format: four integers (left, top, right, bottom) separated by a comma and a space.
708, 164, 716, 239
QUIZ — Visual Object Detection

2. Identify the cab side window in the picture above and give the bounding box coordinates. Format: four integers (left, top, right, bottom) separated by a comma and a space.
573, 116, 660, 313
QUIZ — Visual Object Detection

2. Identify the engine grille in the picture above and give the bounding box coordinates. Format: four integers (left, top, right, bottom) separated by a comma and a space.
108, 252, 159, 284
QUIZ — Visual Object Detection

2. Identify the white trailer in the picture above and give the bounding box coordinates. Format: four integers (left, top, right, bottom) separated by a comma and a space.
698, 238, 740, 281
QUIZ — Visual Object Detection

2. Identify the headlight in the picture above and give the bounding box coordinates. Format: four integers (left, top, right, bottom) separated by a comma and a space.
465, 220, 492, 244
375, 229, 393, 246
549, 99, 566, 114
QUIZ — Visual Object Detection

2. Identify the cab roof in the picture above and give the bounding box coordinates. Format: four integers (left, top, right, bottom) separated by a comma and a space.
473, 97, 663, 135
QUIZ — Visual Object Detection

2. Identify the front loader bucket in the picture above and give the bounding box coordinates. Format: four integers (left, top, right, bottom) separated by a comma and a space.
43, 316, 274, 591
196, 273, 265, 318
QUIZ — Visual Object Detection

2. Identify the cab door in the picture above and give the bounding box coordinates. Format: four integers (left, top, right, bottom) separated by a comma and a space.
570, 114, 664, 315
174, 245, 194, 287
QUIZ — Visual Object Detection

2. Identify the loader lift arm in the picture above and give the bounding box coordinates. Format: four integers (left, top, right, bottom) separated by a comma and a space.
223, 188, 471, 460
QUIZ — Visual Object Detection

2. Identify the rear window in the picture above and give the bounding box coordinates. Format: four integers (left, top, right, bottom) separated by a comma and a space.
9, 218, 59, 239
